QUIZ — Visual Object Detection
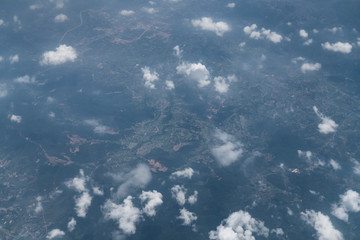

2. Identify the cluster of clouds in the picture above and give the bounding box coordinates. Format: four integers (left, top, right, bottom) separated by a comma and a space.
313, 106, 338, 134
102, 190, 163, 235
10, 114, 22, 123
299, 29, 313, 45
301, 210, 343, 240
297, 150, 326, 167
243, 24, 283, 43
65, 169, 93, 218
142, 66, 159, 89
107, 164, 152, 199
171, 185, 198, 206
40, 45, 77, 66
331, 190, 360, 222
177, 208, 198, 230
192, 17, 231, 37
211, 129, 243, 167
209, 210, 270, 240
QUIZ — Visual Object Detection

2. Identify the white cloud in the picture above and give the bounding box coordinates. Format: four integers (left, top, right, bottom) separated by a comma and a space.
301, 210, 343, 240
301, 63, 321, 73
271, 228, 284, 236
35, 196, 43, 213
176, 62, 210, 88
177, 208, 197, 228
139, 190, 163, 217
67, 217, 77, 232
171, 185, 187, 206
75, 191, 92, 217
10, 114, 22, 123
322, 42, 352, 54
211, 129, 243, 167
170, 168, 196, 179
209, 210, 269, 240
213, 75, 236, 94
298, 150, 325, 167
46, 229, 65, 239
108, 164, 152, 199
292, 56, 305, 64
351, 159, 360, 175
141, 66, 159, 89
0, 19, 4, 26
227, 3, 236, 8
239, 42, 246, 48
328, 27, 342, 34
102, 196, 141, 235
188, 191, 198, 205
30, 4, 42, 10
142, 7, 157, 14
313, 29, 319, 34
14, 75, 36, 84
173, 45, 182, 58
40, 45, 77, 65
13, 15, 21, 25
0, 84, 7, 98
120, 10, 135, 16
299, 29, 308, 38
9, 54, 19, 64
0, 56, 3, 62
65, 169, 88, 193
329, 159, 341, 170
192, 17, 230, 37
304, 39, 313, 45
54, 14, 68, 23
244, 24, 283, 43
313, 106, 338, 134
357, 38, 360, 47
165, 80, 175, 90
331, 190, 360, 222
92, 186, 104, 196
84, 119, 111, 134
49, 0, 65, 9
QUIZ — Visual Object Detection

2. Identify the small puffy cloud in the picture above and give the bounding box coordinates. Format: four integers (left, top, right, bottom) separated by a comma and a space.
102, 196, 141, 235
120, 10, 135, 16
10, 114, 22, 123
171, 185, 187, 206
40, 45, 77, 65
192, 17, 230, 37
0, 19, 4, 26
54, 14, 68, 23
67, 217, 77, 232
351, 159, 360, 175
331, 190, 360, 222
226, 3, 236, 8
0, 56, 3, 62
211, 129, 243, 167
108, 164, 152, 199
170, 168, 196, 179
9, 55, 19, 64
213, 75, 236, 94
188, 191, 198, 205
177, 208, 197, 229
142, 7, 157, 14
92, 186, 104, 196
84, 119, 111, 134
304, 39, 313, 45
176, 62, 210, 88
49, 0, 65, 9
292, 56, 305, 64
244, 24, 283, 43
35, 196, 43, 213
0, 84, 7, 98
301, 210, 343, 240
14, 75, 36, 84
46, 229, 65, 239
13, 15, 21, 25
301, 63, 321, 73
75, 191, 92, 217
30, 4, 42, 10
141, 66, 159, 89
329, 159, 341, 170
139, 190, 163, 217
209, 210, 269, 240
328, 27, 342, 34
322, 42, 352, 54
65, 169, 88, 193
299, 29, 308, 38
173, 45, 182, 58
271, 228, 284, 236
165, 80, 175, 90
313, 106, 338, 134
